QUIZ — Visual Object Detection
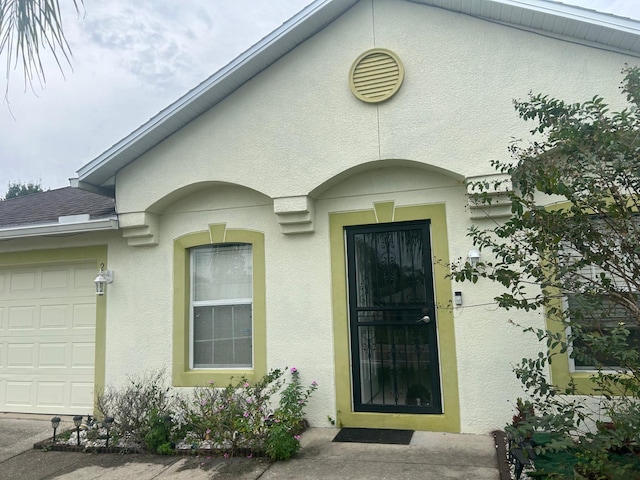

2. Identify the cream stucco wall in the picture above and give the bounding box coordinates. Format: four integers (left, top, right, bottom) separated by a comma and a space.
25, 0, 636, 433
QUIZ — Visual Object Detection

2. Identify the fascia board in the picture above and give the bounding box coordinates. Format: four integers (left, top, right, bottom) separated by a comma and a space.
410, 0, 640, 34
491, 0, 640, 32
0, 217, 119, 240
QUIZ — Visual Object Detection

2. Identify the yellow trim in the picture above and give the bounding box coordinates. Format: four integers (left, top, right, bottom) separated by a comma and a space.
374, 202, 394, 223
546, 295, 599, 393
0, 246, 108, 413
172, 224, 266, 387
329, 203, 461, 432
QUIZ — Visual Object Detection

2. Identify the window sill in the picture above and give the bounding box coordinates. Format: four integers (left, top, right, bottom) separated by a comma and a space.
173, 368, 264, 387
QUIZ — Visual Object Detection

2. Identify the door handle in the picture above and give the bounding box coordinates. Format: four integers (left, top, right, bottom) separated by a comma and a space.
417, 315, 431, 324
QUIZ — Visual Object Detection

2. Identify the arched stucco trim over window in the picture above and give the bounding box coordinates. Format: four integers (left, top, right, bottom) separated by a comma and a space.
330, 202, 461, 432
173, 224, 266, 386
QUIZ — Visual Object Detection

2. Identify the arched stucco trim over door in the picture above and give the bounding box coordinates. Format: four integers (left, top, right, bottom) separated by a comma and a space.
329, 202, 461, 432
310, 159, 465, 199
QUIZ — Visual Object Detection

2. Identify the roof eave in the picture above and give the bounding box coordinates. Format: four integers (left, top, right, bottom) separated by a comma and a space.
0, 217, 119, 240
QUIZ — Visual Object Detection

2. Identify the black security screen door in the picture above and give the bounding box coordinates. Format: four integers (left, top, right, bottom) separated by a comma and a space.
346, 221, 442, 414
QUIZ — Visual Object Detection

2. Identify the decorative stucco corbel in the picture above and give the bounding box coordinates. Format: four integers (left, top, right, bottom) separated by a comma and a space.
118, 212, 160, 246
466, 173, 513, 220
273, 196, 315, 234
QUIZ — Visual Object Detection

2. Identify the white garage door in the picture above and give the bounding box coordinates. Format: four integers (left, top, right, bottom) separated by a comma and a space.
0, 262, 96, 414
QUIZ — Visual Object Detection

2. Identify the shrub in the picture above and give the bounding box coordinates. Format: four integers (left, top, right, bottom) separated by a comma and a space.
95, 367, 318, 460
96, 369, 175, 452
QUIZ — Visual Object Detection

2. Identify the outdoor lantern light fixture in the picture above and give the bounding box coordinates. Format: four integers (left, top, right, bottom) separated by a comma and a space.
73, 415, 83, 446
468, 249, 481, 266
94, 263, 113, 296
51, 416, 61, 442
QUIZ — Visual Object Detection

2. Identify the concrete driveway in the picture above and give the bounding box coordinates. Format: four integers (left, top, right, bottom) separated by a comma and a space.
0, 415, 501, 479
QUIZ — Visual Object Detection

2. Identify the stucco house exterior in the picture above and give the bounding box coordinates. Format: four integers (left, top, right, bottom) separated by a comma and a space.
1, 0, 640, 434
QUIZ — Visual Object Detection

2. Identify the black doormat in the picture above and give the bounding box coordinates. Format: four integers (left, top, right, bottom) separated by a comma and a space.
332, 428, 414, 445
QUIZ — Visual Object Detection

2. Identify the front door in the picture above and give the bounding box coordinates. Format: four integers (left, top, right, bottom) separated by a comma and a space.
346, 220, 442, 414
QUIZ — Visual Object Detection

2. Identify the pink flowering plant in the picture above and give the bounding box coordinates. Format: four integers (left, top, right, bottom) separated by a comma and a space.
175, 367, 318, 460
265, 367, 319, 460
177, 368, 283, 455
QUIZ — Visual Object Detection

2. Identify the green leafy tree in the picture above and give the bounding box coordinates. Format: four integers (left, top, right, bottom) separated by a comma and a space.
3, 180, 44, 199
452, 66, 640, 478
1, 0, 83, 91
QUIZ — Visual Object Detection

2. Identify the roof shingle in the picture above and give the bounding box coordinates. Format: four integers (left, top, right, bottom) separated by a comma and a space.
0, 187, 116, 228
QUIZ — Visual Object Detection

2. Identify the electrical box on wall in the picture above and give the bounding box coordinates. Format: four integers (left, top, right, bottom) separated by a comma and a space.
454, 291, 462, 306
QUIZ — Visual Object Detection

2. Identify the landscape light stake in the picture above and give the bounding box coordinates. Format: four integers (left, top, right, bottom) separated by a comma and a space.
51, 416, 61, 443
73, 415, 83, 447
104, 417, 114, 448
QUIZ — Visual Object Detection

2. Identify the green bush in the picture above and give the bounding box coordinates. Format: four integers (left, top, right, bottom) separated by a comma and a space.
97, 366, 318, 460
97, 369, 175, 452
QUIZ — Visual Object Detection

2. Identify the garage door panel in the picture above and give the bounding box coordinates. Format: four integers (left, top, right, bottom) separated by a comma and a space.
0, 263, 95, 414
40, 304, 68, 329
10, 272, 36, 293
8, 306, 35, 330
73, 304, 96, 328
42, 269, 68, 290
5, 381, 33, 407
1, 304, 95, 333
2, 340, 93, 369
39, 343, 67, 368
36, 382, 66, 407
72, 343, 95, 368
70, 382, 94, 408
7, 344, 34, 367
2, 373, 94, 414
73, 267, 96, 291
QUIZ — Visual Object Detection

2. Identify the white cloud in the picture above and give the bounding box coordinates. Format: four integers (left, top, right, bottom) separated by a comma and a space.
0, 0, 311, 191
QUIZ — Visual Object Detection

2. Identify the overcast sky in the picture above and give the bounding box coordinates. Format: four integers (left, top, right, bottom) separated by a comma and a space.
1, 0, 639, 194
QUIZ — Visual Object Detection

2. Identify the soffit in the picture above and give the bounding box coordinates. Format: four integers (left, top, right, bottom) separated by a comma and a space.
410, 0, 640, 55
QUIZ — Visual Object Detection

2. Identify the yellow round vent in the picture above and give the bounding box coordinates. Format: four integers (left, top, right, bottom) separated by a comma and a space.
349, 48, 404, 103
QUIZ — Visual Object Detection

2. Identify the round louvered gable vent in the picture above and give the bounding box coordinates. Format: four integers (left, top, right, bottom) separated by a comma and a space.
349, 48, 404, 103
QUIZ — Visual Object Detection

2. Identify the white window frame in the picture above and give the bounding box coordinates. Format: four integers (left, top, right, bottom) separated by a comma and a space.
189, 244, 254, 370
564, 261, 639, 373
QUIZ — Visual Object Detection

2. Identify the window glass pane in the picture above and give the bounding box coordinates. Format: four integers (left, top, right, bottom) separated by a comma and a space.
193, 244, 252, 301
194, 340, 213, 367
213, 339, 234, 365
193, 304, 252, 368
234, 304, 252, 336
235, 337, 252, 366
568, 295, 640, 369
194, 306, 213, 341
213, 305, 233, 339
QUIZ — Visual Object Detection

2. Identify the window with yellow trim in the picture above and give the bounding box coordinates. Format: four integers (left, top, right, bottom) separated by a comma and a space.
173, 226, 266, 387
557, 220, 640, 372
191, 243, 253, 369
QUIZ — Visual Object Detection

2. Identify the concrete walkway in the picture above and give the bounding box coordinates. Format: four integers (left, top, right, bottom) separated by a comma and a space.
0, 416, 500, 479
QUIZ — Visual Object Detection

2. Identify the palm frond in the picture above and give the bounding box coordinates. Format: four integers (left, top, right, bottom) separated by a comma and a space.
0, 0, 83, 93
